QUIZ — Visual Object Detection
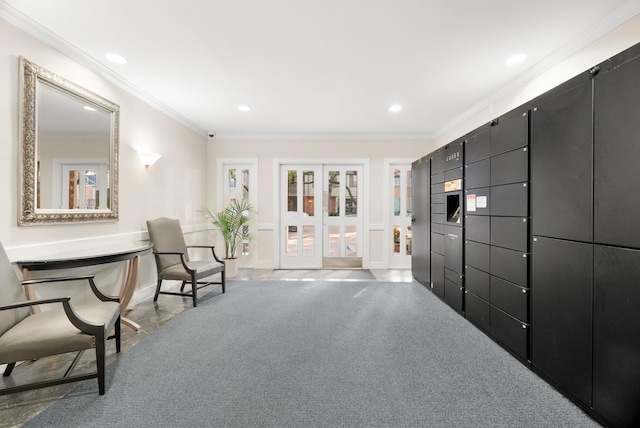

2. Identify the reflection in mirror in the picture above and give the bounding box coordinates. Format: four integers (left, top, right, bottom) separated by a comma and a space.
19, 57, 119, 225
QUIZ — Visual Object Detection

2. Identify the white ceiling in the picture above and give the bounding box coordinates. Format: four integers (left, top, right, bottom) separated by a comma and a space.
3, 0, 640, 140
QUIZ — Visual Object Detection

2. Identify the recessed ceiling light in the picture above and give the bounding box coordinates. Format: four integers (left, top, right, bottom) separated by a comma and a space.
388, 104, 402, 112
106, 53, 127, 64
506, 54, 527, 65
237, 105, 251, 112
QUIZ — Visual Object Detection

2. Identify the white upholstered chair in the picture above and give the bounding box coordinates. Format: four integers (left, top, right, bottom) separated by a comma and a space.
146, 217, 225, 307
0, 243, 121, 396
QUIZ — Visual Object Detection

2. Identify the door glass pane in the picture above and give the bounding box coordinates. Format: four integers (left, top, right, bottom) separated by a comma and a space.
287, 170, 297, 216
406, 226, 412, 255
84, 170, 96, 209
286, 226, 297, 257
228, 168, 237, 200
345, 226, 357, 256
303, 170, 314, 216
242, 169, 250, 201
242, 225, 250, 255
328, 171, 340, 216
68, 169, 97, 209
345, 170, 357, 216
241, 168, 250, 255
394, 169, 400, 216
406, 169, 412, 217
67, 170, 78, 209
393, 225, 400, 254
328, 225, 340, 256
303, 225, 315, 257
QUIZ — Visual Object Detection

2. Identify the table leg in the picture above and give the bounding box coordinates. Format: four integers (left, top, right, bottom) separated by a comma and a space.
120, 255, 141, 331
22, 268, 41, 314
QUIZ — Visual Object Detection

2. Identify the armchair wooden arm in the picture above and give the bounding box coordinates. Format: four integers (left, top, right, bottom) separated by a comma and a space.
22, 275, 120, 303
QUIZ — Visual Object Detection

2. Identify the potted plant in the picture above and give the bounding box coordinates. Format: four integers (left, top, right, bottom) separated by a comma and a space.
201, 200, 255, 277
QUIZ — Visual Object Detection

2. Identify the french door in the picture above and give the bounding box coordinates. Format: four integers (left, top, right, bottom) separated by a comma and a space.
389, 163, 412, 268
323, 165, 362, 268
280, 164, 363, 269
280, 166, 323, 268
60, 163, 108, 209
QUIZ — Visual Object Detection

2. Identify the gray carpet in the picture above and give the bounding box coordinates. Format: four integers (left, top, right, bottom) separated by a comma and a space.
24, 280, 598, 427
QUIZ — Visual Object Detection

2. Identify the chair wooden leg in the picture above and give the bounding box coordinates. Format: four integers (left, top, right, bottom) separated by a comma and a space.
153, 279, 163, 302
180, 281, 187, 292
221, 269, 226, 293
115, 315, 121, 353
2, 362, 16, 377
96, 333, 106, 395
191, 273, 198, 307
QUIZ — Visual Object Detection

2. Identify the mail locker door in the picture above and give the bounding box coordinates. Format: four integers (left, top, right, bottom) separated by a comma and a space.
430, 252, 445, 299
466, 128, 491, 164
531, 80, 593, 242
491, 307, 528, 360
465, 265, 490, 301
594, 54, 640, 249
466, 215, 490, 245
531, 237, 593, 407
444, 225, 463, 274
465, 241, 490, 273
491, 217, 528, 252
491, 276, 528, 322
466, 291, 490, 333
491, 109, 529, 156
465, 187, 490, 217
444, 268, 464, 314
593, 245, 640, 428
491, 147, 529, 187
491, 246, 528, 288
465, 158, 490, 190
491, 183, 528, 217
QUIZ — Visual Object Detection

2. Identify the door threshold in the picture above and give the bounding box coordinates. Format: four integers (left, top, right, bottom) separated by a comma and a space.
322, 257, 363, 269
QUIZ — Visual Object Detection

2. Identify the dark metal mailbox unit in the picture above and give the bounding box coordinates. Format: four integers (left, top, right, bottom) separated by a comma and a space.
411, 41, 640, 428
426, 139, 465, 314
465, 109, 531, 361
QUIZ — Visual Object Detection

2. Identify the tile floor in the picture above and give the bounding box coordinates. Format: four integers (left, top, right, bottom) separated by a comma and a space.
0, 269, 412, 427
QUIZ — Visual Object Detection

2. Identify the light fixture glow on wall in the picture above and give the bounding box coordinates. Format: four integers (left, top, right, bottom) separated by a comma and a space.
138, 152, 162, 168
388, 104, 402, 112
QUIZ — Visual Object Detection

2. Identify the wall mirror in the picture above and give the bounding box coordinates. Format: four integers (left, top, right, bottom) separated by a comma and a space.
19, 57, 119, 225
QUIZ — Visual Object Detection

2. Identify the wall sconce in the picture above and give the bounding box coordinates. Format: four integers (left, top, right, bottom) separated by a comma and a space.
138, 152, 162, 168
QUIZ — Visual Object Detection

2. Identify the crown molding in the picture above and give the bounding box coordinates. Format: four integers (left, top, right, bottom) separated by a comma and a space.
211, 132, 434, 141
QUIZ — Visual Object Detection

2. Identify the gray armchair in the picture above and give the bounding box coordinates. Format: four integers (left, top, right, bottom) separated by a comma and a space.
0, 243, 121, 396
146, 217, 225, 307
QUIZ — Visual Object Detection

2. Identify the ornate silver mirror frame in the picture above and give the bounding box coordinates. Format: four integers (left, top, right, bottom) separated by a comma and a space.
19, 57, 119, 225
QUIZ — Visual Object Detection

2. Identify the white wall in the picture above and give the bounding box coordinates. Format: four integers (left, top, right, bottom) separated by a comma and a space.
207, 138, 432, 269
0, 19, 209, 304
